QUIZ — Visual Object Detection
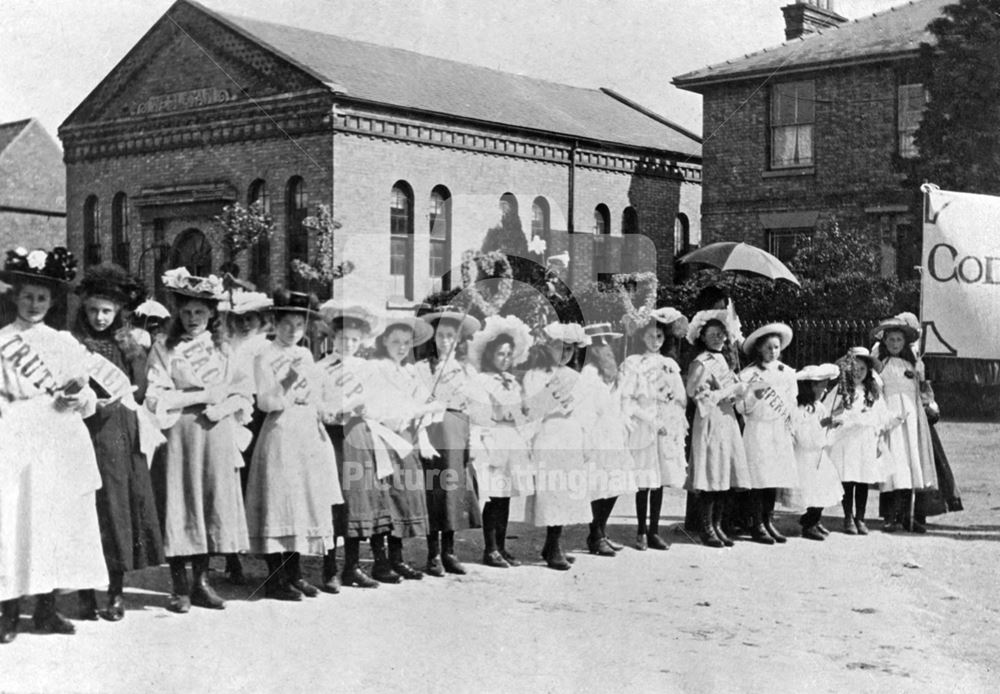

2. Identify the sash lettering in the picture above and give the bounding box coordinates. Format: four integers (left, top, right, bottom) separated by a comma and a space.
87, 352, 138, 408
174, 333, 224, 387
0, 334, 60, 394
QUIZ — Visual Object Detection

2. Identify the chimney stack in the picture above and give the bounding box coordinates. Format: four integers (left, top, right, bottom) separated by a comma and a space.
781, 0, 847, 40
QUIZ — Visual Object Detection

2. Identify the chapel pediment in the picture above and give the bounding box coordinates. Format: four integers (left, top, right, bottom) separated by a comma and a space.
62, 0, 326, 128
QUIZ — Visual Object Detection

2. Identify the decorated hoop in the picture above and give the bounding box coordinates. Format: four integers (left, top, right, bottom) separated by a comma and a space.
612, 272, 659, 335
460, 250, 513, 317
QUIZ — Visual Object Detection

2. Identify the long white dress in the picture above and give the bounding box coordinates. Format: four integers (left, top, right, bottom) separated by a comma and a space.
246, 342, 342, 555
468, 370, 534, 503
738, 361, 799, 489
619, 353, 688, 489
0, 320, 107, 601
822, 385, 893, 485
523, 365, 591, 526
579, 364, 639, 501
779, 402, 844, 510
878, 357, 936, 492
686, 352, 750, 492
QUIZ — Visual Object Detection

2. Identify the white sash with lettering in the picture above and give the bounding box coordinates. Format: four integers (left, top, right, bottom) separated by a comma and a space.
86, 351, 166, 464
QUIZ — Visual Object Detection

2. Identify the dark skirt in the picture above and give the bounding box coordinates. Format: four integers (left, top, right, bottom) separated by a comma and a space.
86, 401, 165, 573
423, 411, 482, 532
387, 427, 429, 539
239, 405, 267, 495
329, 418, 393, 539
915, 421, 964, 517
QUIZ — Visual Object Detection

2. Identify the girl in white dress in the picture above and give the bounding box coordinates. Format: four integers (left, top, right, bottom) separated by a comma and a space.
523, 322, 591, 571
246, 291, 343, 601
781, 364, 844, 541
871, 318, 936, 533
738, 323, 798, 545
0, 247, 106, 643
685, 309, 749, 549
823, 347, 903, 535
619, 308, 688, 551
467, 315, 534, 568
579, 323, 640, 557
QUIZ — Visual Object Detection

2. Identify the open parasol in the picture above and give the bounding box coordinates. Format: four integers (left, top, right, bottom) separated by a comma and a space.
678, 242, 801, 286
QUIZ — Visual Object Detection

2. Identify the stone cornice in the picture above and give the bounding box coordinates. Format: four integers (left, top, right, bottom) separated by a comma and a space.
58, 90, 701, 182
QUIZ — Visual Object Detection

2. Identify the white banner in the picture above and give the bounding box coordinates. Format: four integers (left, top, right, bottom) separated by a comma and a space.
922, 187, 1000, 359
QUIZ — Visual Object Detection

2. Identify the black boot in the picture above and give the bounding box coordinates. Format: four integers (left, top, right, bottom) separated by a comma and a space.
263, 553, 302, 601
635, 489, 649, 550
482, 502, 509, 568
77, 589, 99, 621
370, 534, 401, 584
225, 554, 247, 585
598, 497, 623, 551
321, 547, 342, 594
441, 531, 466, 575
388, 536, 423, 580
854, 484, 870, 535
542, 526, 571, 571
842, 483, 858, 535
495, 498, 520, 565
0, 599, 19, 644
587, 516, 616, 557
749, 491, 775, 545
167, 557, 191, 613
341, 538, 379, 589
698, 493, 724, 548
426, 531, 445, 577
102, 570, 125, 621
190, 554, 225, 609
711, 492, 734, 547
761, 489, 787, 544
646, 487, 669, 550
285, 552, 318, 597
33, 593, 75, 634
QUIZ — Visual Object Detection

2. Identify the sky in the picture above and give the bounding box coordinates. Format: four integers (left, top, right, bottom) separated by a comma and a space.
1, 0, 905, 142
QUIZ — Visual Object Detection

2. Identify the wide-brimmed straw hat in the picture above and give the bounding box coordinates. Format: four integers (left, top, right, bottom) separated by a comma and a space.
840, 346, 879, 372
872, 316, 919, 345
583, 322, 622, 341
319, 300, 381, 335
796, 363, 841, 382
467, 315, 533, 370
686, 309, 732, 345
161, 267, 225, 302
376, 316, 434, 347
742, 322, 794, 355
543, 322, 590, 347
418, 305, 482, 337
219, 290, 273, 315
1, 246, 77, 292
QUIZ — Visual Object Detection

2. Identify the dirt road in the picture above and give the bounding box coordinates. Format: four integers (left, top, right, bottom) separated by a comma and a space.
1, 422, 998, 693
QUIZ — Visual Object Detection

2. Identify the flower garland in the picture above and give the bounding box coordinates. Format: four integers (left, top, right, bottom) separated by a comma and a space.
460, 250, 513, 316
612, 272, 658, 335
4, 246, 78, 282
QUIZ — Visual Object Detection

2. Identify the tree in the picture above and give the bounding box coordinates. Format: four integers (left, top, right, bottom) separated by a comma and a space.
290, 204, 354, 296
915, 0, 1000, 193
212, 201, 274, 264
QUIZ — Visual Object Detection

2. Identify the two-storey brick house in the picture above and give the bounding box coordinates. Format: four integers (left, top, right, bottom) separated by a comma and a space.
673, 0, 949, 280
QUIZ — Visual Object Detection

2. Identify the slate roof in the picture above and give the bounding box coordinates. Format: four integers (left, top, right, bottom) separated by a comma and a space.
673, 0, 951, 90
189, 1, 700, 156
0, 119, 32, 155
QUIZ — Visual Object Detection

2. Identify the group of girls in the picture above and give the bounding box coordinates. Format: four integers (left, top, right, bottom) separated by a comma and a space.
0, 245, 961, 647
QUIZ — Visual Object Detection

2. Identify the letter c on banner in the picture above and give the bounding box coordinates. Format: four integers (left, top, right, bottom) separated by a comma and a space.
927, 243, 957, 283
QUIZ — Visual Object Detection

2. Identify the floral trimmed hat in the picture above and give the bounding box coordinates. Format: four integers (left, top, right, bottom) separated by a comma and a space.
543, 322, 590, 347
75, 262, 145, 307
1, 246, 77, 291
467, 314, 533, 370
686, 309, 732, 346
219, 290, 273, 315
161, 267, 225, 302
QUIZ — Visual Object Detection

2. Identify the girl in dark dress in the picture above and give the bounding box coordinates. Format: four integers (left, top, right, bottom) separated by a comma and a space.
72, 264, 164, 621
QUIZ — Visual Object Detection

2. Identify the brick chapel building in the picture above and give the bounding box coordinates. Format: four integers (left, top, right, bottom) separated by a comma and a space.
59, 0, 702, 310
673, 0, 949, 280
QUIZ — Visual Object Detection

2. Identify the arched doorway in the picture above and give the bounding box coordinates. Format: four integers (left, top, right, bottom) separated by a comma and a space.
170, 228, 213, 276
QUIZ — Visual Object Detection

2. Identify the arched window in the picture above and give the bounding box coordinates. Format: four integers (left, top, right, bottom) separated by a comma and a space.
500, 192, 518, 218
170, 228, 212, 276
594, 204, 611, 235
285, 177, 307, 288
621, 206, 640, 272
390, 181, 414, 300
674, 213, 690, 256
83, 195, 101, 267
249, 179, 270, 281
622, 207, 638, 236
111, 192, 129, 270
531, 197, 550, 240
429, 185, 451, 292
